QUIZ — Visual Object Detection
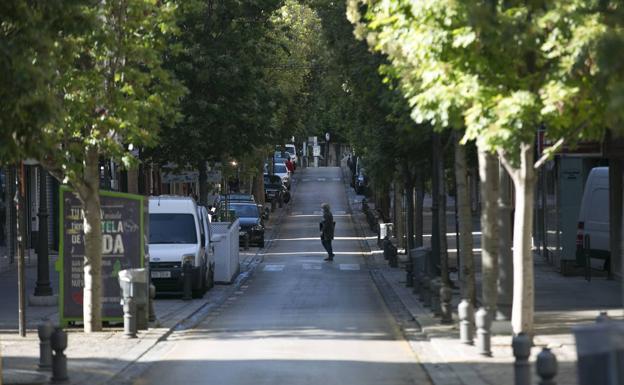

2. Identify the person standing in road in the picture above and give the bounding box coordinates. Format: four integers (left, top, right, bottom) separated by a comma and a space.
320, 203, 335, 261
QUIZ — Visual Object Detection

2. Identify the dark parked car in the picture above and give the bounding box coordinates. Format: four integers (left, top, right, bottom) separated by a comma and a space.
228, 202, 265, 247
264, 174, 290, 203
213, 194, 256, 221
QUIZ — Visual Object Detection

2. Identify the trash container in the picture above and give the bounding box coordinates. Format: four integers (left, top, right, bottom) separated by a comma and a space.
573, 321, 624, 385
118, 268, 149, 330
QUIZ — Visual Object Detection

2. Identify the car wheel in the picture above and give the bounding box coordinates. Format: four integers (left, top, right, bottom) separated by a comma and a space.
192, 267, 207, 298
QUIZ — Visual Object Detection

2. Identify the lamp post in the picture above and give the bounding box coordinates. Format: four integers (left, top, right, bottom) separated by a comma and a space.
34, 166, 53, 297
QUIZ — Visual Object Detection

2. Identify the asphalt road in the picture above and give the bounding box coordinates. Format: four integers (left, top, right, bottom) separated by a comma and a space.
134, 167, 431, 385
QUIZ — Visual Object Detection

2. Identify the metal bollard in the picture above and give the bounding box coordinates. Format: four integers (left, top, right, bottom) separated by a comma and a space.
430, 278, 441, 316
476, 307, 492, 356
123, 297, 138, 338
50, 327, 68, 383
440, 284, 453, 324
596, 311, 610, 323
422, 278, 431, 307
182, 260, 193, 301
148, 283, 157, 322
38, 321, 54, 370
271, 198, 276, 212
536, 347, 558, 385
512, 333, 531, 385
458, 299, 474, 345
244, 233, 250, 251
405, 260, 414, 287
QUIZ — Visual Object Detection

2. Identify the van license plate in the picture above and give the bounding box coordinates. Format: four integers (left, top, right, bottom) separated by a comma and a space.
151, 271, 171, 279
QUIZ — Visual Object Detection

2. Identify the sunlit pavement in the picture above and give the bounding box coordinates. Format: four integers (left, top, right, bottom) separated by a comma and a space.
133, 166, 431, 385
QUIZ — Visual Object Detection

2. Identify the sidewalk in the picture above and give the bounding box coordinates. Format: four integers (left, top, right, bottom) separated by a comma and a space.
0, 200, 286, 385
345, 171, 623, 385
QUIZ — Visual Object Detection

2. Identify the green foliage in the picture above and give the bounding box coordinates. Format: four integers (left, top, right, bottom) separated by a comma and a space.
348, 0, 616, 167
29, 1, 185, 186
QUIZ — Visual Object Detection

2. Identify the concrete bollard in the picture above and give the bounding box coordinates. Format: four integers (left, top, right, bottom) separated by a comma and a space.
37, 321, 54, 370
458, 299, 474, 345
475, 307, 492, 356
50, 327, 68, 383
596, 311, 610, 323
440, 284, 453, 324
148, 283, 157, 322
512, 333, 531, 385
182, 260, 193, 301
123, 297, 138, 338
430, 278, 441, 316
536, 347, 558, 385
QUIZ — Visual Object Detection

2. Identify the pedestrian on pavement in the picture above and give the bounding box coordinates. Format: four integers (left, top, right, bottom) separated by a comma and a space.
320, 203, 335, 261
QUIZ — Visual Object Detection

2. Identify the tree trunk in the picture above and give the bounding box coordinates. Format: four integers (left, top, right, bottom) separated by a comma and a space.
497, 162, 513, 320
503, 143, 535, 336
78, 148, 103, 333
414, 170, 424, 247
405, 172, 415, 252
455, 135, 475, 304
198, 161, 208, 206
252, 171, 265, 205
431, 132, 441, 277
478, 146, 499, 315
395, 183, 405, 249
439, 148, 449, 286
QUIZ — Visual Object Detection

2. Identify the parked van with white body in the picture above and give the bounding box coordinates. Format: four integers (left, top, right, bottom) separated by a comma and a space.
198, 205, 215, 289
149, 196, 208, 296
576, 167, 610, 270
285, 143, 298, 166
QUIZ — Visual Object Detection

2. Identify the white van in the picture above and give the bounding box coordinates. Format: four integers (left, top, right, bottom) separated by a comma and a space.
149, 196, 209, 296
576, 167, 610, 270
285, 143, 298, 166
198, 205, 215, 289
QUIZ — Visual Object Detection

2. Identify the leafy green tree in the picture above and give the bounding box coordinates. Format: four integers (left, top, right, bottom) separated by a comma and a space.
31, 1, 184, 332
349, 0, 610, 335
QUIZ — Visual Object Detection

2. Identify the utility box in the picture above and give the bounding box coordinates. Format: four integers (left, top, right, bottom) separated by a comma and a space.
573, 321, 624, 385
211, 219, 240, 284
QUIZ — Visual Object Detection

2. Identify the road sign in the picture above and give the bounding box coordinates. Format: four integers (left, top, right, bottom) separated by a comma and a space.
313, 145, 321, 157
57, 188, 147, 326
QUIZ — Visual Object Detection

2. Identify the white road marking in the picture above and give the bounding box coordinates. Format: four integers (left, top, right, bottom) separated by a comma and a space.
334, 210, 346, 215
333, 178, 341, 181
302, 263, 322, 270
301, 178, 311, 182
339, 264, 360, 271
263, 264, 285, 272
317, 178, 326, 181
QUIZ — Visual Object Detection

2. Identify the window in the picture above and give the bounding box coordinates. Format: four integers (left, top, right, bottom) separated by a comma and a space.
149, 214, 197, 244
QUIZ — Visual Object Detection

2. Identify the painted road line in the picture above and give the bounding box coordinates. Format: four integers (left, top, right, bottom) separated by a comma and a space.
302, 263, 322, 270
263, 264, 285, 272
317, 178, 326, 181
339, 264, 360, 271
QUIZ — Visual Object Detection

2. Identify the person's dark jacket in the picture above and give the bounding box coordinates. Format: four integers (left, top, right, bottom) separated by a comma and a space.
320, 211, 334, 241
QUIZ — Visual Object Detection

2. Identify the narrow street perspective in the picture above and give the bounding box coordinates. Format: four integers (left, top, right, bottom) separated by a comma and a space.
3, 2, 624, 385
132, 167, 431, 385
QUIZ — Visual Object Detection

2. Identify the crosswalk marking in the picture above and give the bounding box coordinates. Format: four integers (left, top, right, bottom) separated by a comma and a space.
317, 178, 326, 181
333, 178, 341, 181
263, 264, 285, 272
302, 263, 322, 270
339, 264, 360, 271
334, 210, 346, 215
301, 178, 311, 182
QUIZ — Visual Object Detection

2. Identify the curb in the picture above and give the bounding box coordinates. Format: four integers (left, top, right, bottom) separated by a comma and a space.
104, 191, 293, 385
341, 165, 489, 385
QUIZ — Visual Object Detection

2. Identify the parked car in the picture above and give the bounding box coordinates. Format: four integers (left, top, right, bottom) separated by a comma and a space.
576, 167, 610, 271
213, 193, 256, 221
149, 196, 209, 297
273, 162, 291, 189
284, 144, 298, 167
264, 174, 290, 203
228, 202, 265, 247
